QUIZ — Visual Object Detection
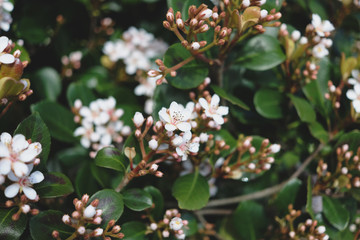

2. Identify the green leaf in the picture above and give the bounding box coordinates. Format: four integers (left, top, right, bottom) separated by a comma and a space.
30, 210, 73, 240
164, 43, 208, 89
144, 186, 164, 220
121, 221, 148, 240
273, 179, 302, 216
55, 146, 88, 167
172, 171, 210, 210
232, 201, 267, 240
14, 112, 51, 165
35, 172, 74, 198
0, 208, 27, 240
95, 147, 129, 172
182, 212, 198, 237
335, 130, 360, 151
167, 0, 186, 12
322, 196, 349, 231
306, 176, 315, 219
254, 88, 285, 119
262, 0, 284, 11
31, 101, 77, 143
66, 82, 96, 107
236, 35, 286, 71
288, 94, 316, 123
211, 85, 250, 110
33, 67, 62, 101
308, 122, 329, 143
90, 162, 112, 188
75, 162, 100, 196
123, 188, 153, 211
0, 77, 26, 100
89, 189, 124, 227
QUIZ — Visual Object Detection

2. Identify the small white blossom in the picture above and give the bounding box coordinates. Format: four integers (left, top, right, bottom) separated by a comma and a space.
84, 205, 97, 218
169, 217, 183, 231
242, 0, 250, 7
172, 132, 199, 161
346, 84, 360, 113
159, 102, 192, 132
348, 70, 360, 85
291, 30, 301, 41
311, 14, 335, 37
133, 112, 145, 128
299, 36, 308, 45
199, 94, 229, 125
77, 226, 86, 235
269, 144, 281, 153
199, 133, 209, 143
0, 36, 14, 64
191, 42, 200, 50
150, 223, 158, 231
148, 139, 158, 150
93, 228, 103, 236
260, 10, 268, 19
312, 43, 329, 59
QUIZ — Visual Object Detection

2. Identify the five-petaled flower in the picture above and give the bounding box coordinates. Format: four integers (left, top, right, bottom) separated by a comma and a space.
159, 101, 192, 132
172, 131, 199, 161
346, 83, 360, 113
199, 94, 229, 125
311, 14, 335, 37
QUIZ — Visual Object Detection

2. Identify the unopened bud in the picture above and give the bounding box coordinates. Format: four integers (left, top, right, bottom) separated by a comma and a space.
21, 204, 30, 214
133, 112, 145, 128
77, 226, 86, 235
112, 225, 121, 233
191, 42, 200, 50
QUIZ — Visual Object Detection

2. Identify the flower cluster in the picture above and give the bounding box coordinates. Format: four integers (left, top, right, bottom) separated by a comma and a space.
72, 97, 131, 157
314, 144, 360, 194
134, 73, 158, 114
346, 82, 360, 114
61, 51, 83, 77
53, 194, 124, 239
102, 27, 168, 75
147, 209, 188, 239
268, 205, 329, 240
0, 0, 13, 31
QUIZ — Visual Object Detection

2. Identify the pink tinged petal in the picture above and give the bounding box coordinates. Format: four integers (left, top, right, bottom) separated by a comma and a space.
0, 36, 9, 52
183, 131, 192, 142
177, 122, 191, 132
80, 138, 91, 148
159, 108, 170, 123
347, 89, 357, 100
4, 183, 20, 198
175, 147, 184, 157
19, 148, 38, 162
0, 158, 11, 174
212, 114, 225, 125
79, 107, 92, 118
217, 106, 229, 115
354, 84, 360, 95
311, 14, 321, 28
165, 123, 177, 132
98, 112, 110, 124
172, 136, 183, 146
13, 162, 29, 177
211, 94, 220, 107
12, 134, 29, 152
0, 53, 15, 64
0, 132, 12, 144
0, 142, 10, 157
100, 134, 112, 146
28, 143, 42, 155
29, 171, 44, 184
7, 171, 19, 182
198, 98, 209, 110
189, 143, 200, 153
23, 186, 37, 200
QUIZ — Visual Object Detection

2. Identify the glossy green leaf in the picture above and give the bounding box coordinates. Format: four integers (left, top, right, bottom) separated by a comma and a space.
254, 88, 284, 119
0, 77, 26, 100
14, 112, 51, 165
75, 162, 100, 196
289, 94, 316, 123
88, 189, 124, 227
308, 122, 329, 143
55, 146, 88, 167
172, 171, 210, 210
95, 147, 129, 172
31, 101, 77, 143
0, 208, 27, 240
121, 221, 148, 240
66, 82, 96, 107
273, 178, 302, 216
33, 67, 62, 101
262, 0, 284, 11
236, 35, 286, 71
90, 162, 112, 188
211, 85, 250, 110
322, 196, 349, 231
335, 130, 360, 151
164, 43, 208, 89
144, 186, 164, 220
30, 210, 73, 240
123, 188, 153, 211
35, 172, 74, 198
232, 201, 267, 240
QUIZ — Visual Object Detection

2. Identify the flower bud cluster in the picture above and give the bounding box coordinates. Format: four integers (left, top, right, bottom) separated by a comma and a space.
53, 195, 124, 240
61, 51, 82, 77
0, 36, 32, 105
0, 1, 13, 32
270, 205, 329, 240
102, 27, 168, 75
0, 132, 44, 203
72, 97, 131, 157
215, 136, 280, 179
147, 209, 188, 239
315, 144, 360, 194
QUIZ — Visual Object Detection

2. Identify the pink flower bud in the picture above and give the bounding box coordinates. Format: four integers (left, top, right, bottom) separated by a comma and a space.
21, 204, 30, 214
82, 194, 89, 203
191, 42, 200, 50
62, 214, 71, 224
150, 223, 158, 231
162, 230, 170, 238
176, 18, 184, 29
93, 228, 103, 236
77, 226, 86, 235
84, 205, 96, 218
93, 216, 102, 225
133, 112, 145, 128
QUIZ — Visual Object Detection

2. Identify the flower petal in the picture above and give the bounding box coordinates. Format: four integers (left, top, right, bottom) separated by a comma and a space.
198, 98, 209, 110
210, 94, 220, 107
0, 142, 10, 157
165, 123, 177, 132
212, 114, 224, 125
354, 84, 360, 95
346, 89, 357, 100
4, 183, 20, 198
0, 53, 15, 64
0, 36, 9, 52
19, 148, 38, 162
159, 108, 170, 123
80, 137, 91, 148
23, 186, 37, 200
0, 132, 12, 144
29, 171, 44, 184
176, 122, 191, 132
217, 106, 229, 116
12, 134, 29, 152
7, 171, 19, 182
0, 158, 11, 175
13, 162, 29, 177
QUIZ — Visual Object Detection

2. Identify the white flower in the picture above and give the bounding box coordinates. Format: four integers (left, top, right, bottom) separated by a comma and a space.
159, 102, 192, 132
269, 144, 281, 153
199, 133, 209, 143
0, 1, 13, 31
299, 36, 308, 45
0, 36, 14, 64
191, 42, 200, 50
311, 14, 335, 37
124, 50, 150, 75
134, 76, 157, 97
74, 122, 99, 149
172, 131, 199, 161
94, 228, 103, 236
199, 94, 229, 125
169, 217, 183, 231
291, 30, 301, 41
348, 69, 360, 85
260, 10, 268, 19
242, 0, 250, 7
103, 40, 131, 62
346, 84, 360, 113
312, 43, 329, 59
150, 223, 158, 231
200, 9, 213, 19
144, 99, 154, 115
0, 133, 42, 177
4, 165, 44, 200
148, 139, 158, 150
84, 205, 97, 218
